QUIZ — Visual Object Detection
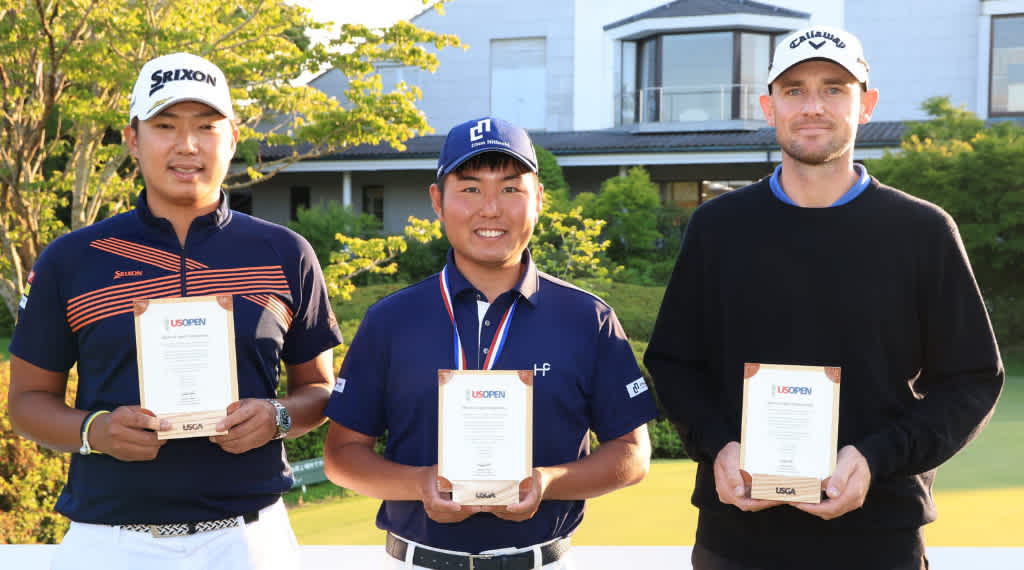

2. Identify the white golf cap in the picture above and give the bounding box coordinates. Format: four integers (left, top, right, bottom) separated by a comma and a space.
129, 52, 233, 122
767, 26, 869, 87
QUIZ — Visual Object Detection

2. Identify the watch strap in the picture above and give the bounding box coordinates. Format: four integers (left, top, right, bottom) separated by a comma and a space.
267, 399, 290, 440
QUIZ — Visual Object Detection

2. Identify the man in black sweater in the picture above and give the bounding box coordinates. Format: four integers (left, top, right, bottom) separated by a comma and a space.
644, 25, 1003, 569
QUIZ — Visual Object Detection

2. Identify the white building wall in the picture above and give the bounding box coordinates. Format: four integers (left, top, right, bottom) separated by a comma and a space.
411, 0, 576, 132
844, 0, 981, 121
572, 0, 665, 130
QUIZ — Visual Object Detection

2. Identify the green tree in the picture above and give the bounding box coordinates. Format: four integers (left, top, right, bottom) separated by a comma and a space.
535, 144, 570, 212
287, 203, 382, 267
324, 216, 442, 302
584, 166, 663, 264
0, 0, 462, 322
867, 96, 1024, 343
532, 206, 619, 288
0, 365, 71, 543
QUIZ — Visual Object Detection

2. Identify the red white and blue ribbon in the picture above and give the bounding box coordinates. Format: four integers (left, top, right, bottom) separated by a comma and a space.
439, 265, 520, 370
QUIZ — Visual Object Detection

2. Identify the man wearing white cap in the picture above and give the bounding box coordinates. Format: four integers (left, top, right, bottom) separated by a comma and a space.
7, 53, 342, 569
646, 26, 1002, 569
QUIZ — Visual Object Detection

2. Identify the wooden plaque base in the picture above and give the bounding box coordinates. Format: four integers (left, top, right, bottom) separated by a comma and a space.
438, 476, 529, 506
750, 473, 822, 503
158, 410, 229, 440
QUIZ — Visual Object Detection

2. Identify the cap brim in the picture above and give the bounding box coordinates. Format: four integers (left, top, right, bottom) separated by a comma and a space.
768, 57, 868, 86
133, 96, 233, 122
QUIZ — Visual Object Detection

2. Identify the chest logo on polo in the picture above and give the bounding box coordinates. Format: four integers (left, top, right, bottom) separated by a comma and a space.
114, 270, 143, 280
533, 362, 551, 377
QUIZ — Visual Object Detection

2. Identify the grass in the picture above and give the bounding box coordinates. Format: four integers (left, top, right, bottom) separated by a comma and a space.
290, 362, 1023, 548
0, 336, 9, 361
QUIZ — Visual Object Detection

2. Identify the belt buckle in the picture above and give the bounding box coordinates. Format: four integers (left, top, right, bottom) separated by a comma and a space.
467, 553, 494, 570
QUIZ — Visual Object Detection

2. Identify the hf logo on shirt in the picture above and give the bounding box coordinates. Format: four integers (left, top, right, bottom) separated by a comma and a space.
533, 362, 551, 377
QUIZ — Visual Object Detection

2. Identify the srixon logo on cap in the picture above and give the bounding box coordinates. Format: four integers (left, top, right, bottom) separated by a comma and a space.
149, 68, 217, 96
789, 30, 846, 50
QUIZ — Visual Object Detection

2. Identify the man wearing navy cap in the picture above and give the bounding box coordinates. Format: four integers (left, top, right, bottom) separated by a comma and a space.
324, 116, 658, 569
7, 53, 342, 569
645, 26, 1002, 569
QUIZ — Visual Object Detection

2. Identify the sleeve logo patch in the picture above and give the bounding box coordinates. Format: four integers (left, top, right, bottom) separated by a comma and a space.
626, 377, 648, 398
333, 377, 347, 393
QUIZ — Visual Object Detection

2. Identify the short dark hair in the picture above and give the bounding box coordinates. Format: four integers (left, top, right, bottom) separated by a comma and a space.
439, 151, 535, 194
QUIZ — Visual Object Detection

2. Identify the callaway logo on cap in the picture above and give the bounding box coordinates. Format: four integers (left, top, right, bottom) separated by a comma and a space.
129, 52, 234, 122
767, 26, 870, 87
436, 117, 538, 182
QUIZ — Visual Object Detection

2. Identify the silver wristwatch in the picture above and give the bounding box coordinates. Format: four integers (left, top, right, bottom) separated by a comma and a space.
268, 399, 292, 440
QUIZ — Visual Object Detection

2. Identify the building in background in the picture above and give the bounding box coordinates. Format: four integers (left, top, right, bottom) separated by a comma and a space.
239, 0, 1024, 233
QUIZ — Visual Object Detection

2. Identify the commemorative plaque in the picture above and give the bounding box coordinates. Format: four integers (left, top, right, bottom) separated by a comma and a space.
134, 295, 239, 439
438, 369, 533, 506
740, 363, 840, 503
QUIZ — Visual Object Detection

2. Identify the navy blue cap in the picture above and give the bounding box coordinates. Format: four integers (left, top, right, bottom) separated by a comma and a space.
436, 117, 538, 181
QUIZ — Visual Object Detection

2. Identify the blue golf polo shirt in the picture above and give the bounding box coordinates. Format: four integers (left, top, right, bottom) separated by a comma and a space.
326, 249, 658, 552
9, 189, 343, 524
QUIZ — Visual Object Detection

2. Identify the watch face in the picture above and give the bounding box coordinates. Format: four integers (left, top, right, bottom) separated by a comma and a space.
279, 406, 292, 431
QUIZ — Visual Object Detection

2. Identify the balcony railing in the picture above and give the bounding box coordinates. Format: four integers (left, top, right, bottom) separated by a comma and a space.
619, 83, 763, 126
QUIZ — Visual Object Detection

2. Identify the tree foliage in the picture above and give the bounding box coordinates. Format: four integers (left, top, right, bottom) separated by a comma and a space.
287, 203, 382, 268
583, 166, 663, 263
527, 145, 619, 287
0, 364, 71, 543
323, 216, 441, 302
0, 0, 461, 321
867, 96, 1024, 343
532, 206, 619, 288
534, 144, 570, 212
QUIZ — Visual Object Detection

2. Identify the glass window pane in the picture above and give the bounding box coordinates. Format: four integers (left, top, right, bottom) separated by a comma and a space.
621, 41, 637, 125
740, 33, 771, 119
640, 38, 658, 122
660, 33, 733, 121
991, 16, 1024, 114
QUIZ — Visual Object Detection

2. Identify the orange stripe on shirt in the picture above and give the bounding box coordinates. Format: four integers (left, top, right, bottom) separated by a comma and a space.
90, 237, 207, 271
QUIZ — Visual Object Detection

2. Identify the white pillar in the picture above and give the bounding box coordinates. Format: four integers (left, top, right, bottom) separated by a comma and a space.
618, 165, 628, 178
342, 171, 352, 207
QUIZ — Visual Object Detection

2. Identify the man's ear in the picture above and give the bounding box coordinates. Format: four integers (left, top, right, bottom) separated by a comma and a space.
123, 124, 139, 159
429, 182, 444, 222
758, 94, 775, 126
859, 88, 880, 124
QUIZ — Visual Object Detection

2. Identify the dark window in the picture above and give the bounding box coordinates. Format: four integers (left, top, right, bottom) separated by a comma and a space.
228, 188, 252, 215
362, 186, 384, 222
290, 186, 310, 221
991, 15, 1024, 116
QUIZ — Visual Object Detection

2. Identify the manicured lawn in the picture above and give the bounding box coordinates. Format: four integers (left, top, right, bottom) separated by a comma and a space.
290, 368, 1023, 547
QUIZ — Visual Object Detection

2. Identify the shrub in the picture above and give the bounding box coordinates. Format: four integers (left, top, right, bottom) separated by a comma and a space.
648, 418, 685, 459
0, 365, 71, 543
286, 203, 383, 267
583, 167, 663, 265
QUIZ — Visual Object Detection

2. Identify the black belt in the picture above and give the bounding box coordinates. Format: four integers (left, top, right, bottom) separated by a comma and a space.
386, 532, 571, 570
120, 511, 259, 538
